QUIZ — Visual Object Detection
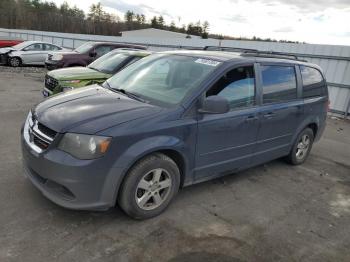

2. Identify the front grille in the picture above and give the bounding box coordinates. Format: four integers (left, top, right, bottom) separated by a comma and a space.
38, 122, 57, 138
45, 75, 58, 91
31, 121, 56, 150
25, 113, 57, 153
33, 135, 50, 150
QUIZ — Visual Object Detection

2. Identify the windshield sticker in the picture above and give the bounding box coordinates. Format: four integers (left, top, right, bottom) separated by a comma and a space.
195, 58, 221, 67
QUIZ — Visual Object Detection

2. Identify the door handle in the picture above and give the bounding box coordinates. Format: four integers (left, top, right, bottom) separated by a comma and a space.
263, 112, 276, 119
245, 115, 258, 122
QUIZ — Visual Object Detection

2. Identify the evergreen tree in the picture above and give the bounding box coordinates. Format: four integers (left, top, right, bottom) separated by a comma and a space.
151, 16, 158, 28
157, 16, 165, 29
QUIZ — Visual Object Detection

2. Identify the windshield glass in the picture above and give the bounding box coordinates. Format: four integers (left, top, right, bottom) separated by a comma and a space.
74, 42, 94, 54
12, 42, 32, 50
88, 52, 130, 74
106, 54, 220, 106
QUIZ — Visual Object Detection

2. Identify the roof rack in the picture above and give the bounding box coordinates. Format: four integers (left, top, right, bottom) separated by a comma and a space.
204, 46, 307, 62
203, 46, 258, 52
241, 50, 307, 62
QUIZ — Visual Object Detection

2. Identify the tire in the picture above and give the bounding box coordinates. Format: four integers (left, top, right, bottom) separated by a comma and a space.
286, 128, 314, 165
118, 153, 180, 220
9, 57, 22, 67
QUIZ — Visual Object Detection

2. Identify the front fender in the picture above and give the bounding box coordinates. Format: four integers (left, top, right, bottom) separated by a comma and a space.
101, 135, 190, 207
64, 59, 86, 67
114, 135, 186, 169
7, 51, 19, 57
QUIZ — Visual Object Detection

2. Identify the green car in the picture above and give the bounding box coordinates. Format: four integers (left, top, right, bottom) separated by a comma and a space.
43, 49, 152, 96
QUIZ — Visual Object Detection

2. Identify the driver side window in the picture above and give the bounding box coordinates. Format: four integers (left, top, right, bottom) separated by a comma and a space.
95, 46, 113, 57
206, 66, 256, 110
24, 44, 43, 51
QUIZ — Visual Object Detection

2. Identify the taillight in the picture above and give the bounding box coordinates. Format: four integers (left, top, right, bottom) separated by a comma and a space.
326, 100, 330, 112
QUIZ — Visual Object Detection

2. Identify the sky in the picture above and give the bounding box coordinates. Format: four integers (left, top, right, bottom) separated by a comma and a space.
52, 0, 350, 45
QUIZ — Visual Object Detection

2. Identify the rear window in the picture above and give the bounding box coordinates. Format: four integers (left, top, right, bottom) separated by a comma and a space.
300, 66, 326, 98
261, 65, 297, 104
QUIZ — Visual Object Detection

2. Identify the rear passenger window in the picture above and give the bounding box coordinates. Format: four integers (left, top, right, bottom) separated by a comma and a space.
44, 44, 58, 51
261, 65, 297, 104
300, 66, 325, 98
207, 66, 255, 110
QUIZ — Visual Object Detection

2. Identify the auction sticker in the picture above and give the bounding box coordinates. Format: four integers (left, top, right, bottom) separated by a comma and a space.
195, 58, 221, 67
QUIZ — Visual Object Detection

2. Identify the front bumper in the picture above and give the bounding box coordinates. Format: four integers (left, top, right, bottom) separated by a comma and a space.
0, 53, 8, 64
45, 60, 64, 70
21, 127, 124, 211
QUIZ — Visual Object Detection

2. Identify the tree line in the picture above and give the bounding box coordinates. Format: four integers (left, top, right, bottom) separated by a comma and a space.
0, 0, 301, 42
0, 0, 211, 38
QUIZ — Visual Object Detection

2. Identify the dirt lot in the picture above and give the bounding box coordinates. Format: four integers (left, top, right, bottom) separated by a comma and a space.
0, 66, 349, 262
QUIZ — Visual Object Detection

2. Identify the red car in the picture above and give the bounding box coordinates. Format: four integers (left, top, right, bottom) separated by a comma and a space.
0, 37, 23, 48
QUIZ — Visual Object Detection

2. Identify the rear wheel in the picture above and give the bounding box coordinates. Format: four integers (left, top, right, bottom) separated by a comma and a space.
118, 153, 180, 219
9, 57, 22, 67
286, 128, 314, 165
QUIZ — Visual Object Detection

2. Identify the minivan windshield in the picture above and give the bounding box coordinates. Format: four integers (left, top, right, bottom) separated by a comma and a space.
88, 52, 131, 74
74, 42, 94, 54
105, 54, 220, 106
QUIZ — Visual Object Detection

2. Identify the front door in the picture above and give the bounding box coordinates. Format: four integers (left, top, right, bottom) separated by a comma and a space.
195, 65, 259, 181
21, 43, 47, 64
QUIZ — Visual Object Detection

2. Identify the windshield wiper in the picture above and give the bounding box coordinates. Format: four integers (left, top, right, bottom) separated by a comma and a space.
100, 81, 112, 89
114, 88, 147, 103
88, 66, 102, 73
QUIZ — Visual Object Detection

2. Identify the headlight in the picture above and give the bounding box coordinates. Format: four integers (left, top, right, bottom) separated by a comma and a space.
51, 54, 63, 61
61, 80, 80, 85
58, 133, 111, 159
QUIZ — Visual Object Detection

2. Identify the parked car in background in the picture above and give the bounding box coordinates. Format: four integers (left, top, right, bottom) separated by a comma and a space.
43, 50, 152, 96
0, 41, 67, 67
21, 49, 329, 219
45, 42, 147, 70
0, 37, 23, 48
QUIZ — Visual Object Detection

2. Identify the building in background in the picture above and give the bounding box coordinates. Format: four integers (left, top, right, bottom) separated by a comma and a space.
121, 28, 201, 39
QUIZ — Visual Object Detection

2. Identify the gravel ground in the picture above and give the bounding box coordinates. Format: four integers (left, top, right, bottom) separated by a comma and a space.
0, 66, 350, 262
0, 65, 47, 74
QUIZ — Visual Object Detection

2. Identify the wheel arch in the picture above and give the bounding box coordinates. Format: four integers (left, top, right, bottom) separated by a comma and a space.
291, 118, 320, 149
307, 122, 318, 137
107, 136, 190, 207
9, 56, 22, 66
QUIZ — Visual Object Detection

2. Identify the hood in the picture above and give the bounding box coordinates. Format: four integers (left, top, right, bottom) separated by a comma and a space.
34, 85, 162, 134
50, 50, 78, 56
48, 67, 110, 81
0, 47, 15, 54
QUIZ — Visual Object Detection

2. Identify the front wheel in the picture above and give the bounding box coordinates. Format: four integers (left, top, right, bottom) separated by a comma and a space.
118, 153, 180, 219
9, 57, 22, 67
286, 128, 314, 165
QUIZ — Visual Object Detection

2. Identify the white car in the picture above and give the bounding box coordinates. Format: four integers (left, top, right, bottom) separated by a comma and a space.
0, 41, 68, 67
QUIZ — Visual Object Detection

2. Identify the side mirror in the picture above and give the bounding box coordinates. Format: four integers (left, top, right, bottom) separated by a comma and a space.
89, 50, 97, 57
198, 95, 230, 114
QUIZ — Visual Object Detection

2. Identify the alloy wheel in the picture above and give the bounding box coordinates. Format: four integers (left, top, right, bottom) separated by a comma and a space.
10, 58, 20, 67
135, 168, 172, 211
296, 134, 310, 160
